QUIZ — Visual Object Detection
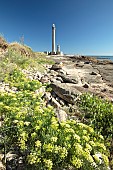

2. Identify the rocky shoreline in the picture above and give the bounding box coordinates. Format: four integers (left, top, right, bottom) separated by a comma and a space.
46, 55, 113, 101
0, 54, 113, 122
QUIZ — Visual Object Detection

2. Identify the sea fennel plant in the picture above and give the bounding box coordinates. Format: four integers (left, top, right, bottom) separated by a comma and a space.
0, 91, 109, 170
77, 93, 113, 169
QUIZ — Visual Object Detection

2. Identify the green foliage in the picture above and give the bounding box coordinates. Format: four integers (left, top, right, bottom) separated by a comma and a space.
77, 93, 113, 169
6, 48, 31, 68
4, 68, 42, 91
36, 56, 54, 65
0, 91, 109, 169
77, 93, 113, 139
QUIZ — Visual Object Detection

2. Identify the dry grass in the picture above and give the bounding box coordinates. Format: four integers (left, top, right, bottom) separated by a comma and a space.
8, 42, 35, 58
0, 36, 8, 49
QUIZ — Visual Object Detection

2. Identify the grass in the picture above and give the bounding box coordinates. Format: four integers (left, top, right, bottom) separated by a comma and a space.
0, 38, 54, 82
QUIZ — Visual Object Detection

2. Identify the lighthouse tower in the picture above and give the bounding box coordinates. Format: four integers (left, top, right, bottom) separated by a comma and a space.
52, 24, 56, 54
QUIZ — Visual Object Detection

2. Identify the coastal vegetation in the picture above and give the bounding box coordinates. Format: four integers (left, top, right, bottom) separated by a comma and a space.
0, 37, 112, 169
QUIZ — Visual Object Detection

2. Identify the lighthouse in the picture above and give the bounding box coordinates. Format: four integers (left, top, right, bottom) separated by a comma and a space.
52, 24, 56, 54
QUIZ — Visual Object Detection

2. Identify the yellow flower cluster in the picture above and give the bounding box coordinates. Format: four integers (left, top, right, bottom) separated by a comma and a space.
71, 156, 83, 168
27, 152, 40, 164
35, 140, 41, 148
43, 159, 53, 170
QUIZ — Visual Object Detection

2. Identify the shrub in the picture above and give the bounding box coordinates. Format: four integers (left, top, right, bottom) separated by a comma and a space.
0, 91, 109, 170
77, 93, 113, 139
77, 93, 113, 169
4, 68, 42, 91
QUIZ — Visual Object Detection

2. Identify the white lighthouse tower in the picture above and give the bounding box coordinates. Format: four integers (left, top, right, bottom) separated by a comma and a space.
52, 24, 56, 54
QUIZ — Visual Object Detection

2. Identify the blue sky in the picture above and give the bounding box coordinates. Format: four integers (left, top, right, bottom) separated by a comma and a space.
0, 0, 113, 55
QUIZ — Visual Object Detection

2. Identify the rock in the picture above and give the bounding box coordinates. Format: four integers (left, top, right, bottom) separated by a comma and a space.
11, 87, 18, 92
46, 64, 53, 69
50, 83, 81, 104
6, 152, 18, 161
49, 70, 58, 76
82, 64, 93, 69
69, 115, 80, 122
58, 74, 78, 84
28, 75, 33, 80
59, 99, 65, 106
56, 109, 67, 122
83, 74, 103, 84
50, 62, 63, 71
40, 75, 50, 83
75, 62, 84, 67
43, 92, 51, 101
0, 87, 5, 92
56, 77, 63, 82
50, 97, 61, 108
50, 78, 58, 83
101, 88, 107, 92
83, 83, 89, 88
0, 161, 5, 170
90, 71, 97, 75
0, 154, 4, 161
35, 86, 45, 96
57, 69, 67, 75
84, 61, 92, 64
50, 78, 62, 83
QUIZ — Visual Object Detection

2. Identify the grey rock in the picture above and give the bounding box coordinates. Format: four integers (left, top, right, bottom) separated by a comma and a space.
0, 161, 5, 170
50, 62, 63, 71
83, 64, 93, 69
59, 99, 65, 106
51, 97, 61, 108
43, 92, 51, 101
50, 70, 58, 76
50, 78, 57, 83
35, 86, 45, 96
4, 83, 9, 86
56, 77, 63, 82
40, 75, 50, 83
0, 87, 5, 92
58, 74, 78, 84
75, 62, 84, 67
11, 87, 18, 92
84, 61, 92, 64
6, 152, 18, 161
101, 88, 107, 92
56, 109, 67, 122
90, 71, 97, 75
83, 83, 89, 88
28, 75, 33, 80
50, 83, 81, 104
58, 69, 67, 75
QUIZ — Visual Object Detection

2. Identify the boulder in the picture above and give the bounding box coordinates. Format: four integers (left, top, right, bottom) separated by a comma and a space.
90, 71, 97, 75
35, 86, 45, 96
50, 97, 61, 108
49, 70, 58, 76
43, 92, 51, 101
83, 83, 89, 88
50, 83, 81, 104
40, 75, 50, 83
50, 62, 63, 71
56, 109, 67, 122
58, 74, 78, 84
0, 161, 5, 170
57, 69, 67, 75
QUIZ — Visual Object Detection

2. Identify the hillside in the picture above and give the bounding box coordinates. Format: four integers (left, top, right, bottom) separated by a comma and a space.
0, 37, 112, 170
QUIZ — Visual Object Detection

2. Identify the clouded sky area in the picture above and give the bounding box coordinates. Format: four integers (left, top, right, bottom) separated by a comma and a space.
0, 0, 113, 55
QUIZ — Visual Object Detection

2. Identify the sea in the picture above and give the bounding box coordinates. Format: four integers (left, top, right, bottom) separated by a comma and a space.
91, 56, 113, 62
